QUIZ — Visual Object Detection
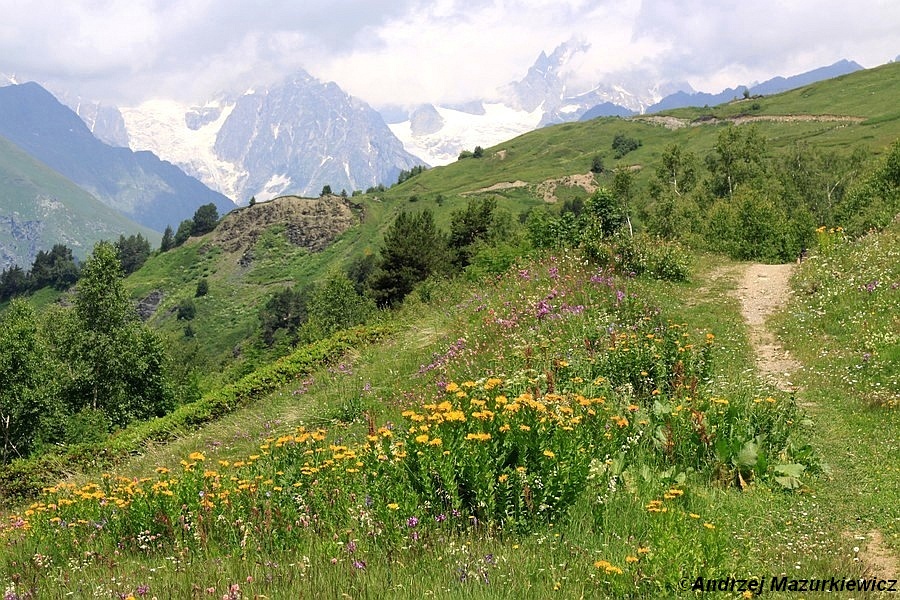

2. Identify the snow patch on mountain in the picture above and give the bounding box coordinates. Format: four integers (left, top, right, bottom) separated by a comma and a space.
390, 103, 543, 166
258, 173, 292, 201
121, 99, 245, 202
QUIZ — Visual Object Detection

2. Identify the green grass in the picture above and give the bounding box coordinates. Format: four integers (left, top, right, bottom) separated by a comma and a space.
775, 222, 900, 557
53, 61, 888, 378
5, 245, 886, 598
2, 62, 899, 599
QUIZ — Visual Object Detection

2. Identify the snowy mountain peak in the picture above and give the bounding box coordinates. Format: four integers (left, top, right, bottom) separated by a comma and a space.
500, 39, 590, 112
121, 70, 420, 203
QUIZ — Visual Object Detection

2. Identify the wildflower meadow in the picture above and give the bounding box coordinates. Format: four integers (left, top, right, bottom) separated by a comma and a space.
0, 251, 832, 598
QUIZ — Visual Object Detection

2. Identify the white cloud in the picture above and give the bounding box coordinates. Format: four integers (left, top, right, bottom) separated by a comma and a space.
0, 0, 896, 105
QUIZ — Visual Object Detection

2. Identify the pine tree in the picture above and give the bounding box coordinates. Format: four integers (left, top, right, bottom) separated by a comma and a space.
160, 225, 175, 252
369, 209, 448, 307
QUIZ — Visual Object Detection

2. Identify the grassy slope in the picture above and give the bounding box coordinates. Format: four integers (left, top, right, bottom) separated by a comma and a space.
775, 223, 900, 558
0, 135, 160, 267
390, 61, 900, 201
118, 62, 900, 375
1, 63, 897, 597
6, 246, 894, 598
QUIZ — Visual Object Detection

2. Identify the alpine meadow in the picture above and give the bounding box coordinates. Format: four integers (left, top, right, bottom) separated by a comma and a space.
0, 61, 898, 599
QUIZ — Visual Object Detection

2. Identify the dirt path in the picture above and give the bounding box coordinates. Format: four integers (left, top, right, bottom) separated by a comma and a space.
734, 262, 899, 580
732, 263, 802, 393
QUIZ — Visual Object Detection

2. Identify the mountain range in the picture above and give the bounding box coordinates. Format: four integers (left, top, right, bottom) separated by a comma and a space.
0, 132, 159, 270
0, 47, 882, 270
118, 70, 422, 203
384, 41, 865, 166
0, 82, 234, 233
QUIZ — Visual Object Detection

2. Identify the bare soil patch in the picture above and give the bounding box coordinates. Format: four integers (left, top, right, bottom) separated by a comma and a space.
464, 180, 529, 195
854, 530, 900, 580
535, 172, 598, 203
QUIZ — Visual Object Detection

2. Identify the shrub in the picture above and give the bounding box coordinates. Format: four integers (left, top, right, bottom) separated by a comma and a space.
612, 133, 641, 158
177, 298, 197, 321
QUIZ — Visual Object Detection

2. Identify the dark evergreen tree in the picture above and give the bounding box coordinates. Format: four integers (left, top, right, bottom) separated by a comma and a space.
190, 203, 220, 236
160, 225, 175, 252
115, 233, 151, 274
29, 244, 79, 291
259, 286, 310, 346
0, 266, 28, 302
174, 219, 193, 247
369, 209, 449, 307
448, 198, 496, 269
177, 298, 196, 321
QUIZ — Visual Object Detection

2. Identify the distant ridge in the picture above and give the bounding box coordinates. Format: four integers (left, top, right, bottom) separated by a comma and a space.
0, 133, 158, 270
0, 82, 234, 232
644, 60, 864, 113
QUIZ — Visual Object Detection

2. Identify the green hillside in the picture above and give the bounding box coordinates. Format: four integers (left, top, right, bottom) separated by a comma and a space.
0, 134, 160, 269
119, 62, 900, 375
0, 60, 898, 598
387, 61, 900, 203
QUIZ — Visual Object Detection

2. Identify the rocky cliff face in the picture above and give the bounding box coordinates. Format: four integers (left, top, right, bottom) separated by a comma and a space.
215, 71, 422, 199
120, 70, 423, 204
209, 194, 359, 258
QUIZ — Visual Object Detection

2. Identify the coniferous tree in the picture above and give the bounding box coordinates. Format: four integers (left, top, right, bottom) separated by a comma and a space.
160, 225, 175, 252
174, 219, 193, 247
369, 209, 448, 307
449, 198, 496, 269
29, 244, 79, 291
190, 203, 220, 236
115, 233, 151, 274
259, 286, 310, 346
0, 266, 28, 302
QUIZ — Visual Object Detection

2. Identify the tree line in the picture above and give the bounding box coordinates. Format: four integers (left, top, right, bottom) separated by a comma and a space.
640, 127, 899, 262
0, 242, 177, 463
1, 203, 222, 303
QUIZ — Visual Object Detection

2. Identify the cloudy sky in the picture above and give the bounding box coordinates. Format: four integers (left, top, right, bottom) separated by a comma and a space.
1, 0, 897, 108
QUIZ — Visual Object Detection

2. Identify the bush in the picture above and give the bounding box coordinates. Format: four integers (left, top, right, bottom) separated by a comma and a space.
612, 133, 641, 158
177, 298, 197, 321
195, 278, 209, 297
582, 233, 691, 282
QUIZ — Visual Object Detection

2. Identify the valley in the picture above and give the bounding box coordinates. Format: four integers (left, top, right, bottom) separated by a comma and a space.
0, 57, 897, 598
